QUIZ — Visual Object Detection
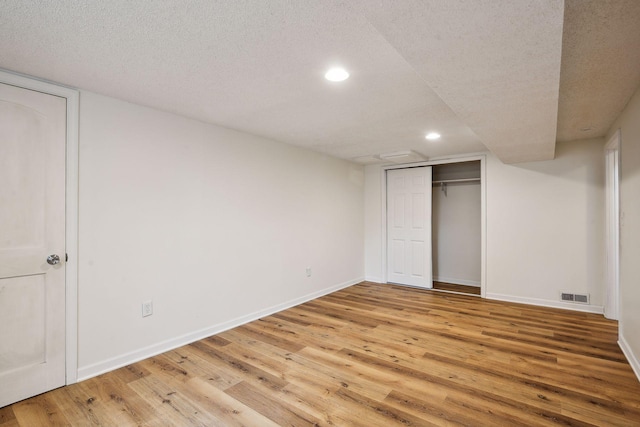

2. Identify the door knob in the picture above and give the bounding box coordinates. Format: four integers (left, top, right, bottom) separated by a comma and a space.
47, 254, 61, 265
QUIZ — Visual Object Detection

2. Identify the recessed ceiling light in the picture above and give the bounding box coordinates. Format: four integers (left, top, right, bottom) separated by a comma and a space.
425, 132, 441, 140
325, 67, 349, 82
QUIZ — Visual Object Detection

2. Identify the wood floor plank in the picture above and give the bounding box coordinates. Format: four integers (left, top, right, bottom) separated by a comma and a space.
47, 382, 118, 427
188, 339, 289, 393
219, 341, 292, 379
11, 393, 71, 427
329, 386, 438, 427
180, 377, 281, 427
288, 347, 395, 402
125, 374, 213, 426
0, 405, 18, 427
70, 374, 158, 426
277, 381, 358, 427
159, 347, 243, 390
225, 381, 322, 427
231, 321, 306, 353
385, 389, 532, 427
4, 282, 640, 426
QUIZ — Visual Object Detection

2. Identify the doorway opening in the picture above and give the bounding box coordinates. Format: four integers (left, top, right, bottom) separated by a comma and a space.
431, 161, 481, 296
384, 156, 485, 297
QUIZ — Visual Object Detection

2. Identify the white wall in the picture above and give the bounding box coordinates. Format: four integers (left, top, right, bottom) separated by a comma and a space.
364, 141, 605, 311
364, 165, 384, 282
607, 84, 640, 379
432, 182, 481, 286
486, 139, 605, 310
77, 92, 364, 379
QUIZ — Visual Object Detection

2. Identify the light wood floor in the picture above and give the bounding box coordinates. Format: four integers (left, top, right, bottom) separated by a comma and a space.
2, 282, 640, 426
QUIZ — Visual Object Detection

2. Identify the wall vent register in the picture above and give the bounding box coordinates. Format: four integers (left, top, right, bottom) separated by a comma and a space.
560, 292, 590, 304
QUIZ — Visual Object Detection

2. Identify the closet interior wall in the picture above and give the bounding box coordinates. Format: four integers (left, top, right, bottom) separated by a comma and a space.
432, 161, 482, 288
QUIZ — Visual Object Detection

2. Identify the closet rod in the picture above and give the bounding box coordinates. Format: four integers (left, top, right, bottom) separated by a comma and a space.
432, 178, 480, 184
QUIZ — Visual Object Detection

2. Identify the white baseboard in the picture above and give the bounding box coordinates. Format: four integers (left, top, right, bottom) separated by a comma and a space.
77, 277, 363, 382
486, 292, 604, 314
364, 276, 384, 283
619, 333, 640, 383
433, 276, 480, 287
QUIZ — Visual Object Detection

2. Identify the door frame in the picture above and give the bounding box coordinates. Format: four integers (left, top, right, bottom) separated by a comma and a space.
604, 130, 620, 320
0, 69, 79, 384
381, 154, 487, 297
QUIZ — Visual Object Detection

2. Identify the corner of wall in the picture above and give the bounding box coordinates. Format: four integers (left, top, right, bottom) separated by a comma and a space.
619, 331, 640, 383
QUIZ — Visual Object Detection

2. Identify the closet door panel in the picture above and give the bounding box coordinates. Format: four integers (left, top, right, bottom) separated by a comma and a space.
387, 167, 432, 288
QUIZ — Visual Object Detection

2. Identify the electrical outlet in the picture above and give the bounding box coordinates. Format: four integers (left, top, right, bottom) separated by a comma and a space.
306, 267, 312, 277
142, 300, 153, 317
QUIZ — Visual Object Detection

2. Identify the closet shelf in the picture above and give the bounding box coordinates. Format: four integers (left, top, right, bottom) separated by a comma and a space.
432, 178, 480, 184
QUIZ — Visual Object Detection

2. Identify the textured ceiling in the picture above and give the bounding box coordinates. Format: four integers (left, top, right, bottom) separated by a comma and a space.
0, 1, 638, 164
557, 0, 640, 142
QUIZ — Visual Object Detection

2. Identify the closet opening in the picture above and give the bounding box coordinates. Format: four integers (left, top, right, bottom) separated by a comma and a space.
431, 160, 481, 296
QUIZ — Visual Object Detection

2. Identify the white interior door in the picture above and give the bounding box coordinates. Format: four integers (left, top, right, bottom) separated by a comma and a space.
0, 82, 67, 407
387, 167, 432, 288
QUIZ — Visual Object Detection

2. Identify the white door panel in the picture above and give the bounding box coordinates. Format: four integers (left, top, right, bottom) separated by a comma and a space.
0, 82, 66, 407
387, 167, 432, 288
391, 239, 405, 274
411, 240, 425, 277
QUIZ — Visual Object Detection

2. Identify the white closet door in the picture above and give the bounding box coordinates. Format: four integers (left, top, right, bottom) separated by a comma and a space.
386, 167, 432, 288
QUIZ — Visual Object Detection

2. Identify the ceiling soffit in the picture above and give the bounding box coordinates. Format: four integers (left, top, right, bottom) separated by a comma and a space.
557, 0, 640, 142
359, 0, 565, 164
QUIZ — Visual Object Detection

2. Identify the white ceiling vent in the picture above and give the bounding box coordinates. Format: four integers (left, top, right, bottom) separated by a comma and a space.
378, 150, 426, 164
351, 155, 384, 165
